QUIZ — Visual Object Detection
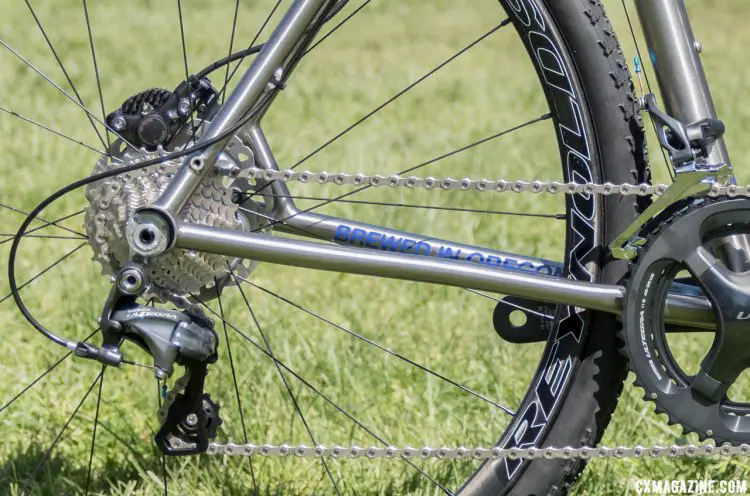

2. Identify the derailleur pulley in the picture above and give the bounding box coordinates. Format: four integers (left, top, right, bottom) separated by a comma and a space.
154, 360, 223, 455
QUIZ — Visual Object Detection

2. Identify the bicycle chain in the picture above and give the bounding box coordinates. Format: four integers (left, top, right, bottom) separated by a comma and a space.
155, 167, 750, 460
159, 363, 750, 461
160, 375, 750, 460
157, 371, 190, 425
241, 167, 750, 198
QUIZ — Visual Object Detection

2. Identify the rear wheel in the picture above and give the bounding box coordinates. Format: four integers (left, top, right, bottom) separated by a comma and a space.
462, 1, 649, 493
0, 0, 646, 494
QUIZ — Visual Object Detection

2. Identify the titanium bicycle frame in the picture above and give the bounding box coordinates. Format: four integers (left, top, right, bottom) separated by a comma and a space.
133, 0, 728, 331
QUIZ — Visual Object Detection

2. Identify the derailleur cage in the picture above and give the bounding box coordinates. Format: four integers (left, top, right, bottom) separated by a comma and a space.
155, 360, 223, 456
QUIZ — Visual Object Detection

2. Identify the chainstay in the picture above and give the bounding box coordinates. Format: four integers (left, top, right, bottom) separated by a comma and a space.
242, 167, 750, 197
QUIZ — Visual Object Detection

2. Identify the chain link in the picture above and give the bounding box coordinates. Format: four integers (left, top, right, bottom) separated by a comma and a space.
156, 167, 750, 460
157, 371, 190, 424
242, 167, 750, 198
196, 442, 750, 460
157, 377, 750, 460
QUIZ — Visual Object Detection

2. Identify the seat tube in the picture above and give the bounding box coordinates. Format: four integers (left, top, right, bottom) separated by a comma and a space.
634, 0, 730, 167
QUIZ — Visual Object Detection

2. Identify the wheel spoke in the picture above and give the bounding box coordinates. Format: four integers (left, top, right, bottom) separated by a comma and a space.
22, 0, 108, 150
176, 0, 190, 79
221, 0, 241, 105
0, 106, 108, 157
0, 204, 87, 244
85, 415, 151, 466
215, 277, 257, 493
0, 330, 97, 416
0, 233, 82, 241
176, 0, 195, 135
0, 39, 137, 153
289, 19, 511, 171
84, 367, 105, 495
195, 294, 452, 495
227, 265, 343, 495
304, 0, 371, 54
81, 0, 110, 149
235, 276, 515, 415
0, 242, 86, 305
0, 215, 86, 246
24, 368, 104, 489
217, 0, 285, 100
253, 113, 552, 232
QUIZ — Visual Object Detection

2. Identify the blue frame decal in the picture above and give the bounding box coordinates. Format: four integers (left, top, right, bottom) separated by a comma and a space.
334, 225, 563, 276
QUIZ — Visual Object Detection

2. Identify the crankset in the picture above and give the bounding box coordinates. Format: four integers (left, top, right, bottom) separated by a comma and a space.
622, 198, 750, 444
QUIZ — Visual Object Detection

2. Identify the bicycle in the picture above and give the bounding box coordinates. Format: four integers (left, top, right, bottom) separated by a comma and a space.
1, 0, 747, 494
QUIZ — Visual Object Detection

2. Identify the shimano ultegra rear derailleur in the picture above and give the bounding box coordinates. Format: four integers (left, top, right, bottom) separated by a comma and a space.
79, 262, 223, 455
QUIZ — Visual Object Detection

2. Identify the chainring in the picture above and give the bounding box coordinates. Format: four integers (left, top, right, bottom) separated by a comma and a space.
622, 197, 750, 444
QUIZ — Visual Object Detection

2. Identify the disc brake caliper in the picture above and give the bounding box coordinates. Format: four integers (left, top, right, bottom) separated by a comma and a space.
104, 77, 218, 149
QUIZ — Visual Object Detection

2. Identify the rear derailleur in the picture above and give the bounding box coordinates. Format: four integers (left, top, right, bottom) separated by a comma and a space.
79, 262, 223, 455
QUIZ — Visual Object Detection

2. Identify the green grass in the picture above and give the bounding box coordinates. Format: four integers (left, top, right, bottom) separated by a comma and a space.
1, 0, 750, 494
